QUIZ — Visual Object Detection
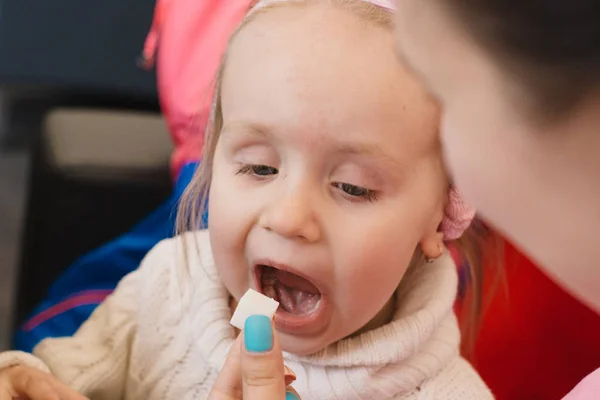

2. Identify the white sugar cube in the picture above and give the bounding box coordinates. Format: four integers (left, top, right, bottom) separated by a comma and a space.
230, 289, 279, 330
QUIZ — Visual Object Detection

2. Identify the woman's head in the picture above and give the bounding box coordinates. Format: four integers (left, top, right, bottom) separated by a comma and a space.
394, 0, 600, 308
179, 0, 476, 355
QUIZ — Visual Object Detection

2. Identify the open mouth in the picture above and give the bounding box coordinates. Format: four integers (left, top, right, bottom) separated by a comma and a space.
256, 264, 322, 316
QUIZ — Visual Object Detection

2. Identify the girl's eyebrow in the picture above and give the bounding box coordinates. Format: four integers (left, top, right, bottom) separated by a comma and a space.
222, 122, 407, 172
221, 122, 278, 139
333, 142, 405, 170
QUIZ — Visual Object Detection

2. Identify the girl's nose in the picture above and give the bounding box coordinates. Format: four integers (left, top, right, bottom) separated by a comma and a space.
258, 189, 320, 242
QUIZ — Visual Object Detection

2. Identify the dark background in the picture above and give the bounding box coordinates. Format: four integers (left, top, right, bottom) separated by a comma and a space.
0, 0, 169, 348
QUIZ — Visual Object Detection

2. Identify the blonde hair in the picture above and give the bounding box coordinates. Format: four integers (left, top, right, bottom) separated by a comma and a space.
176, 0, 499, 358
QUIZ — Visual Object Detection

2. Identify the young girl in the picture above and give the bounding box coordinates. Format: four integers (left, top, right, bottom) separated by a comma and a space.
0, 0, 493, 398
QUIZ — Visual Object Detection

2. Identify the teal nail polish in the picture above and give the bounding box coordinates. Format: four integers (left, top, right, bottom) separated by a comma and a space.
286, 391, 300, 400
244, 315, 273, 353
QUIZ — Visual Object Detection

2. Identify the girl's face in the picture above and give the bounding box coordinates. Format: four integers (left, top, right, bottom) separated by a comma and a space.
394, 1, 600, 311
208, 4, 447, 355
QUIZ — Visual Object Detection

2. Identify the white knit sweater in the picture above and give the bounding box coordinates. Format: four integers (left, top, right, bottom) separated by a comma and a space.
0, 231, 493, 399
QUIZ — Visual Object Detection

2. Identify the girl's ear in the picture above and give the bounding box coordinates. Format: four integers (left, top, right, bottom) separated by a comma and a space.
418, 191, 446, 260
420, 231, 444, 261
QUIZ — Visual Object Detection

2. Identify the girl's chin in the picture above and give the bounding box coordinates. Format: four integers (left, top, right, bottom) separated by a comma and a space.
277, 331, 333, 356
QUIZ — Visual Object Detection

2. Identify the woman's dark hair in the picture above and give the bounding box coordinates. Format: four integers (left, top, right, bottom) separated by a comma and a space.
445, 0, 600, 117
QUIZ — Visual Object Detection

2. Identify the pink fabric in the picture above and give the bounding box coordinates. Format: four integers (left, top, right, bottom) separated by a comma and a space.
441, 187, 476, 240
563, 368, 600, 399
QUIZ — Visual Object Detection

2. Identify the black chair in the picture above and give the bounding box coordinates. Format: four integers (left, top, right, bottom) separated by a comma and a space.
12, 107, 174, 332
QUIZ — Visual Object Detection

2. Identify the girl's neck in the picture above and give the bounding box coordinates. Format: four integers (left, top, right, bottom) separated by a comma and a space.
352, 293, 396, 337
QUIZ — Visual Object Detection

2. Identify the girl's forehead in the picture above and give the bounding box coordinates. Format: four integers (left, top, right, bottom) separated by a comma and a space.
221, 4, 439, 155
230, 4, 395, 65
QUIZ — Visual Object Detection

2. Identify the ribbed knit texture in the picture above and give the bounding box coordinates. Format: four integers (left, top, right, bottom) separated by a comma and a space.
2, 231, 493, 399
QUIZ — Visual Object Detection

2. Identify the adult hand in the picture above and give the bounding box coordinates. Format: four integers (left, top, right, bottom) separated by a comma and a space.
0, 364, 88, 400
209, 315, 300, 400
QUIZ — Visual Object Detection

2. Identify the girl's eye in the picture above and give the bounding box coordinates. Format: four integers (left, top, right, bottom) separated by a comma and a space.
333, 182, 378, 202
236, 164, 279, 177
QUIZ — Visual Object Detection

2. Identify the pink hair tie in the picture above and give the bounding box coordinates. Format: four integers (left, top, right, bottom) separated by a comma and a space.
440, 187, 476, 241
251, 0, 396, 13
365, 0, 396, 10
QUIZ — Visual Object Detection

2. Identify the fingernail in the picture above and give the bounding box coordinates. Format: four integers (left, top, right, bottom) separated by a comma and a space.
244, 315, 273, 353
286, 391, 300, 400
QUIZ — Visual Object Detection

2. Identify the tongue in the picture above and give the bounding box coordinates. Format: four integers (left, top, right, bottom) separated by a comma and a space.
275, 285, 320, 315
262, 267, 321, 315
273, 270, 320, 294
